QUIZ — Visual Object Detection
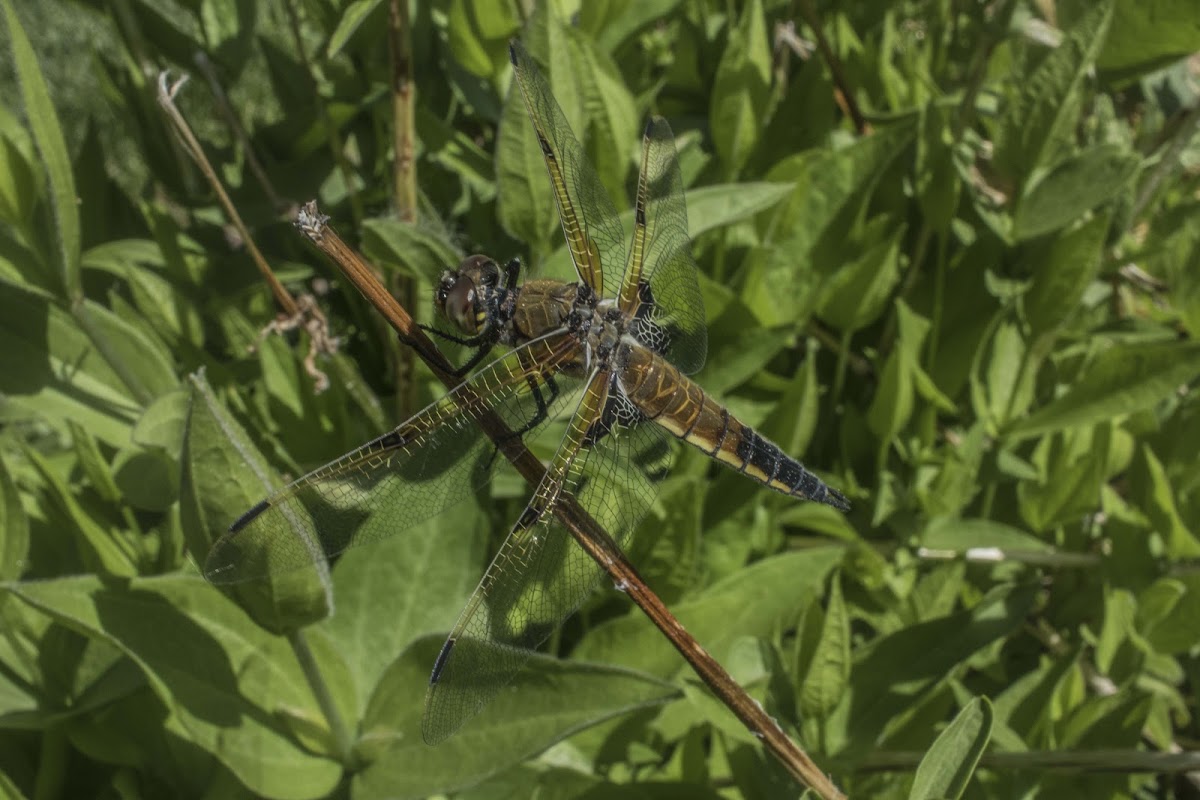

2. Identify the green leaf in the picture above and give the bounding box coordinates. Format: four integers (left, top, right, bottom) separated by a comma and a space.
321, 499, 488, 716
578, 39, 638, 206
867, 300, 931, 441
361, 219, 461, 283
827, 583, 1035, 758
1005, 340, 1200, 440
1, 0, 81, 299
354, 635, 677, 798
180, 372, 332, 634
745, 123, 915, 326
1098, 0, 1200, 81
72, 299, 179, 406
1024, 210, 1110, 336
709, 0, 770, 175
5, 575, 342, 799
573, 547, 844, 677
798, 571, 850, 720
1013, 147, 1137, 240
909, 697, 993, 800
0, 103, 38, 228
0, 455, 29, 581
817, 222, 905, 334
326, 0, 385, 60
1132, 444, 1200, 558
920, 517, 1053, 553
995, 0, 1115, 178
22, 444, 137, 578
444, 0, 517, 78
580, 0, 685, 52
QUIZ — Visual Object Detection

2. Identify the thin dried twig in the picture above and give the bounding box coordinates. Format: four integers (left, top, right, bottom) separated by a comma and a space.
796, 0, 871, 135
156, 71, 335, 391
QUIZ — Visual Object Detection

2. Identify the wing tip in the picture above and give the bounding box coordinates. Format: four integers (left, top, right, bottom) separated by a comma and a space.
508, 39, 520, 66
229, 498, 270, 533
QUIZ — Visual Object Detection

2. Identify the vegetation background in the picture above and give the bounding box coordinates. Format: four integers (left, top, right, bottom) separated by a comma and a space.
1, 0, 1199, 798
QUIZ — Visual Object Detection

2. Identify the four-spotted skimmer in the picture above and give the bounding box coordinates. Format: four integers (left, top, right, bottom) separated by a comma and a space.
204, 39, 849, 744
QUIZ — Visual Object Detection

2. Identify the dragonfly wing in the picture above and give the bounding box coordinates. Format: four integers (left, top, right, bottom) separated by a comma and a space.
619, 117, 707, 375
422, 368, 673, 743
509, 39, 626, 297
203, 332, 584, 585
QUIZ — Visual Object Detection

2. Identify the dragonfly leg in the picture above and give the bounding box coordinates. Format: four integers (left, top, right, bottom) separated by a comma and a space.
479, 372, 562, 472
412, 325, 499, 377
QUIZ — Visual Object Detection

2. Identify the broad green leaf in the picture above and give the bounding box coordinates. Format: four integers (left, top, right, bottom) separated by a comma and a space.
326, 0, 385, 60
995, 0, 1115, 178
1013, 147, 1137, 240
361, 219, 461, 283
817, 222, 904, 334
1132, 444, 1200, 558
745, 123, 915, 326
22, 445, 137, 579
1095, 587, 1137, 675
920, 517, 1053, 554
578, 38, 638, 206
1141, 574, 1200, 654
0, 456, 29, 581
972, 315, 1035, 431
73, 299, 178, 406
445, 0, 517, 78
579, 0, 685, 52
180, 372, 332, 634
68, 420, 122, 505
321, 498, 488, 716
1098, 0, 1200, 81
1024, 211, 1110, 335
132, 388, 189, 462
798, 571, 849, 720
5, 575, 341, 799
759, 337, 820, 460
2, 0, 80, 299
112, 444, 178, 512
0, 103, 38, 228
827, 583, 1035, 757
572, 547, 844, 677
915, 104, 961, 232
867, 300, 931, 441
1005, 340, 1200, 440
354, 635, 677, 798
709, 0, 770, 175
909, 697, 993, 800
1018, 426, 1108, 533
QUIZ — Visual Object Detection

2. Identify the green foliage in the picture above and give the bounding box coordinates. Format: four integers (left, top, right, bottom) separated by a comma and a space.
1, 0, 1199, 798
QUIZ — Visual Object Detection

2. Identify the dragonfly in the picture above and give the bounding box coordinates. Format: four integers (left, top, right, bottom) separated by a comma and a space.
204, 39, 849, 745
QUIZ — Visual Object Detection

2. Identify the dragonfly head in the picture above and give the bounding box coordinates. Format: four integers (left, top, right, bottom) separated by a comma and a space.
435, 254, 501, 335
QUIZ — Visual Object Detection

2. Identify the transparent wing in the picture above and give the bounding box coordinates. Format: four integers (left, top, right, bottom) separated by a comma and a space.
203, 333, 583, 585
619, 116, 707, 375
509, 39, 626, 297
422, 369, 673, 743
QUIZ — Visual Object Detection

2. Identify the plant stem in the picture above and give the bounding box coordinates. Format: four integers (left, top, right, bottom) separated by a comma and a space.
289, 629, 356, 767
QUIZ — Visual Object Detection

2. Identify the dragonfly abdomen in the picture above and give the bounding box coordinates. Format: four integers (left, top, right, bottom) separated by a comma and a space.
620, 347, 849, 511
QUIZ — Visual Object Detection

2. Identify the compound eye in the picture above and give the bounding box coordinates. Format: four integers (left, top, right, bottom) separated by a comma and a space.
443, 278, 479, 335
